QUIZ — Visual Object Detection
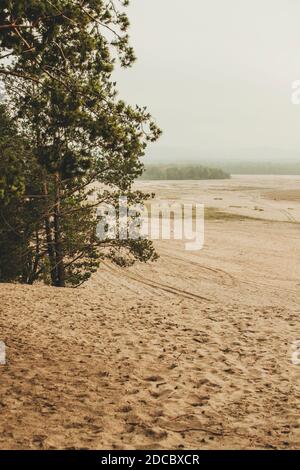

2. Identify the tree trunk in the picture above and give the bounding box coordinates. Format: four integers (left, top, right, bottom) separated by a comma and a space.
27, 229, 41, 284
53, 172, 66, 287
43, 181, 57, 286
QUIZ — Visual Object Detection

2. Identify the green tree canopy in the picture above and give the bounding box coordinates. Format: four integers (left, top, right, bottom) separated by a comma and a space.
0, 1, 161, 287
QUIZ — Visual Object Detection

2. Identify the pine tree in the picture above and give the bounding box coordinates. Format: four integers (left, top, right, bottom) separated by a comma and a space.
0, 1, 161, 287
0, 104, 46, 283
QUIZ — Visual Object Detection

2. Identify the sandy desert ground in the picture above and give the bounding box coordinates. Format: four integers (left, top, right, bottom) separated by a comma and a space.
0, 175, 300, 450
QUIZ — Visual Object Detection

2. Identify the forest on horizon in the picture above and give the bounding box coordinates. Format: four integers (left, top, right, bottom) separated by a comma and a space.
140, 164, 230, 180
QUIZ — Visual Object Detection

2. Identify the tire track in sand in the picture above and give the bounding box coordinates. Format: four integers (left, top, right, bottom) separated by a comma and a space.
159, 251, 237, 288
101, 261, 211, 303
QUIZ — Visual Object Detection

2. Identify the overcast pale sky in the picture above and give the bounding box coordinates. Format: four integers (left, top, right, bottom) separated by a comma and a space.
114, 0, 300, 162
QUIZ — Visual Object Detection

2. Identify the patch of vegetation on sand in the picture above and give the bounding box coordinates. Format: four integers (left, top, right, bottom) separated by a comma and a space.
144, 204, 300, 224
205, 208, 300, 224
204, 208, 261, 221
144, 205, 261, 222
264, 190, 300, 202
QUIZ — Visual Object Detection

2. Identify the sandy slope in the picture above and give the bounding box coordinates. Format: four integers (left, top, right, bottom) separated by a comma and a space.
0, 176, 300, 449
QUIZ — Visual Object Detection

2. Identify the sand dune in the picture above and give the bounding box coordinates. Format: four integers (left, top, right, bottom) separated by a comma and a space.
1, 176, 300, 449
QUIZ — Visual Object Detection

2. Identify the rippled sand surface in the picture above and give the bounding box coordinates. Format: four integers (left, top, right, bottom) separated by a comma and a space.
1, 175, 300, 449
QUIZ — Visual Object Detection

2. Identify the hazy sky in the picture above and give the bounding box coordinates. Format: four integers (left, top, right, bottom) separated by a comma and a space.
114, 0, 300, 162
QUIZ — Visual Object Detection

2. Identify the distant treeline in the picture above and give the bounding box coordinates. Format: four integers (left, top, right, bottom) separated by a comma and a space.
140, 165, 230, 180
220, 162, 300, 175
